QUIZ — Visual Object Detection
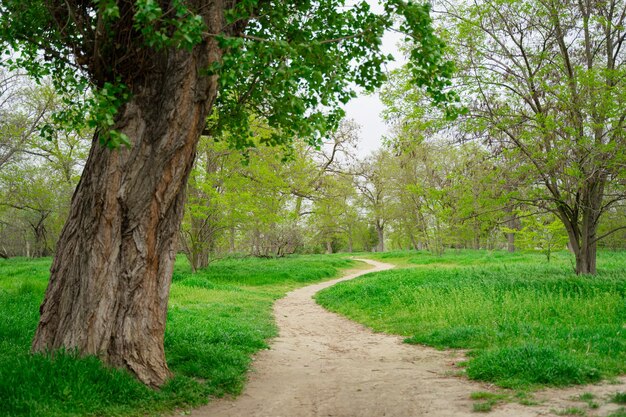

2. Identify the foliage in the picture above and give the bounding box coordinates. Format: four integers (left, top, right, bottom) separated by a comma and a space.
0, 254, 353, 416
0, 77, 89, 258
316, 250, 626, 389
503, 212, 569, 262
613, 392, 626, 404
0, 0, 458, 151
180, 119, 373, 263
210, 0, 461, 148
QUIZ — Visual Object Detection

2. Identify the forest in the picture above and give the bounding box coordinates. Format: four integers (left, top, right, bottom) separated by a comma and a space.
0, 0, 625, 416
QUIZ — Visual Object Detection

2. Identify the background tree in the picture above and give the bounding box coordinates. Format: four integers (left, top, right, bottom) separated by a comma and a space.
0, 67, 52, 171
179, 138, 233, 271
353, 149, 397, 252
439, 0, 626, 274
0, 78, 89, 258
505, 211, 569, 262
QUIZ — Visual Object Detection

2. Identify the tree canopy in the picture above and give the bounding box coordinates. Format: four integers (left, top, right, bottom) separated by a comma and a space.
0, 0, 458, 149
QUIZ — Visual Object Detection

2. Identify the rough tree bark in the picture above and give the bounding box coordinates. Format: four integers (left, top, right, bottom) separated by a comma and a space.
31, 4, 236, 387
557, 176, 605, 275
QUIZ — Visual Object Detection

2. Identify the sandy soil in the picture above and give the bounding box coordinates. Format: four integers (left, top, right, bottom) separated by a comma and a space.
187, 259, 625, 417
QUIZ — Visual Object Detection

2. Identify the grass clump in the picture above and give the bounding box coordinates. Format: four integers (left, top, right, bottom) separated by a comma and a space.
608, 408, 626, 417
0, 254, 353, 416
514, 391, 540, 406
316, 250, 626, 389
552, 407, 587, 416
574, 392, 598, 409
470, 391, 507, 401
472, 401, 494, 412
577, 393, 595, 401
470, 391, 508, 412
612, 392, 626, 404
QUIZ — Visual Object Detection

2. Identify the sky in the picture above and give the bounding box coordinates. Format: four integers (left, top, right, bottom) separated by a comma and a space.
341, 1, 407, 157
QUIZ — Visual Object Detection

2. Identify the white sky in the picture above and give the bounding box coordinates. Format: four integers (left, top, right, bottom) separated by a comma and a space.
342, 1, 407, 157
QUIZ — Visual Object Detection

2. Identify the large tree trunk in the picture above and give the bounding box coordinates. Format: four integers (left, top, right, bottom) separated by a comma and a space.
32, 14, 226, 386
576, 239, 597, 274
557, 178, 604, 275
563, 224, 598, 275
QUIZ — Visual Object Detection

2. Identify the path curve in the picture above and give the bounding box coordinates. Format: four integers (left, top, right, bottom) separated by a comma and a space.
188, 259, 626, 417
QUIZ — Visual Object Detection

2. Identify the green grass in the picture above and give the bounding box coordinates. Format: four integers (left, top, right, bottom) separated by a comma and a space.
472, 401, 494, 412
575, 392, 599, 409
608, 408, 626, 417
0, 254, 354, 416
612, 392, 626, 404
553, 407, 587, 416
470, 391, 508, 412
316, 250, 626, 389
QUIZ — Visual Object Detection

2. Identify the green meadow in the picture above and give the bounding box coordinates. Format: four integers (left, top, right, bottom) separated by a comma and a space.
317, 250, 626, 389
0, 255, 353, 417
2, 250, 625, 416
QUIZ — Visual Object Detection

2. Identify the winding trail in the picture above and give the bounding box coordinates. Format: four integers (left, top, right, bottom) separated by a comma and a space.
189, 259, 626, 417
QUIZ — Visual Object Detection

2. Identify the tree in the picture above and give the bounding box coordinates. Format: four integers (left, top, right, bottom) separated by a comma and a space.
308, 173, 357, 253
505, 211, 568, 262
0, 66, 52, 171
354, 149, 396, 252
0, 79, 89, 258
436, 0, 626, 274
0, 0, 455, 386
179, 138, 232, 271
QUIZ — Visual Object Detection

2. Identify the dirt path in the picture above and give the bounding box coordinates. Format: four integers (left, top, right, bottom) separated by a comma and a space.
189, 259, 625, 417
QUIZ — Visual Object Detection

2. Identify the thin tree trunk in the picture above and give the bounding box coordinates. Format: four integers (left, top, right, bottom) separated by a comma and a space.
229, 224, 236, 253
32, 19, 225, 386
473, 221, 481, 250
409, 231, 419, 251
375, 222, 384, 252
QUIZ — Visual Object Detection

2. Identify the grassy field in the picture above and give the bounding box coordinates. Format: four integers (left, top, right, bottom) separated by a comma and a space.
316, 250, 626, 389
0, 254, 354, 417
